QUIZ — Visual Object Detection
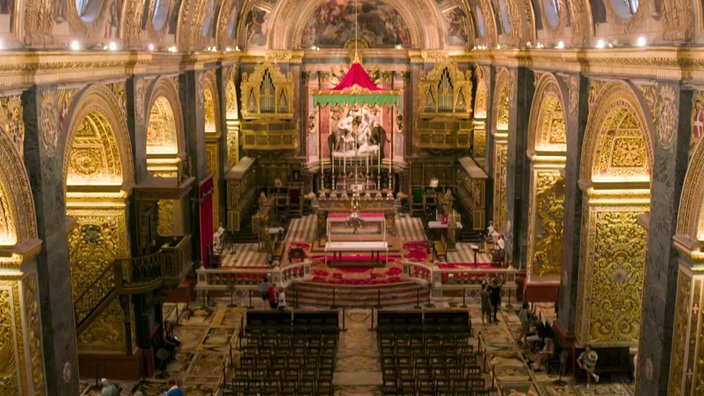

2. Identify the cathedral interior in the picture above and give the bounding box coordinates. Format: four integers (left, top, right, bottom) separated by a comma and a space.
1, 0, 704, 395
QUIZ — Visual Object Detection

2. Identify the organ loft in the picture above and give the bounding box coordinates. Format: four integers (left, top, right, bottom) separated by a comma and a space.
0, 0, 703, 395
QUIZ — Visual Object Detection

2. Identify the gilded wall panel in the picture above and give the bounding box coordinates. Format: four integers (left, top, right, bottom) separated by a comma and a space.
527, 170, 564, 279
685, 278, 702, 395
77, 297, 125, 352
592, 107, 650, 181
473, 125, 486, 159
158, 199, 178, 236
0, 95, 24, 159
578, 206, 648, 347
206, 143, 220, 229
588, 80, 607, 112
636, 84, 657, 121
493, 142, 508, 233
668, 268, 692, 396
109, 82, 127, 120
691, 91, 704, 153
695, 278, 704, 395
22, 273, 45, 395
66, 209, 128, 305
0, 285, 20, 395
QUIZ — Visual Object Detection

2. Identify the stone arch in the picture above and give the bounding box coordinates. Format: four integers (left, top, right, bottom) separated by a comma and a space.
491, 67, 510, 233
63, 85, 134, 189
527, 74, 568, 154
676, 138, 704, 242
61, 85, 133, 335
525, 73, 568, 285
580, 81, 654, 185
574, 80, 653, 347
267, 0, 444, 50
0, 130, 37, 246
145, 77, 186, 177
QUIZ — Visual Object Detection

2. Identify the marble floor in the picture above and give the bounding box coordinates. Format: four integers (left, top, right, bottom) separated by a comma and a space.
81, 295, 635, 396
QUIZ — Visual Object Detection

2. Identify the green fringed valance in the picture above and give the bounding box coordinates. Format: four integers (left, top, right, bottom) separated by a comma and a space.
313, 94, 399, 107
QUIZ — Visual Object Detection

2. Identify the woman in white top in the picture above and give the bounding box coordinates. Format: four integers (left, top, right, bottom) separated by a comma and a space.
277, 287, 287, 310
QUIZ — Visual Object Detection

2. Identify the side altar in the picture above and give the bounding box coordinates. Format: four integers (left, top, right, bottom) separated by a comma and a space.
324, 212, 388, 266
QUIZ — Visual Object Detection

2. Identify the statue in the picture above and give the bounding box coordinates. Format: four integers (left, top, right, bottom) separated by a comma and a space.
258, 191, 268, 211
213, 223, 226, 255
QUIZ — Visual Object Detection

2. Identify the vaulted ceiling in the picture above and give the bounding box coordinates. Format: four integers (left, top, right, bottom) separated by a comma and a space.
5, 1, 700, 51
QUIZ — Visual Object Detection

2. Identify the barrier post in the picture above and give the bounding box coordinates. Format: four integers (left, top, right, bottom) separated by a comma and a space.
247, 290, 254, 309
415, 290, 421, 309
460, 287, 467, 308
340, 308, 348, 332
506, 287, 513, 309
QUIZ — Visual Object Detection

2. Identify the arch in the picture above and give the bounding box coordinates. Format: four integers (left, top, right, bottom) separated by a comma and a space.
676, 138, 704, 242
62, 85, 134, 188
266, 0, 444, 50
525, 73, 568, 281
580, 81, 654, 185
145, 77, 186, 156
527, 73, 568, 154
491, 67, 510, 233
0, 129, 37, 246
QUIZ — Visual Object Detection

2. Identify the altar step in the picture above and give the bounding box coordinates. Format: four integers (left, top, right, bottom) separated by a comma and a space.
459, 229, 483, 243
289, 281, 430, 308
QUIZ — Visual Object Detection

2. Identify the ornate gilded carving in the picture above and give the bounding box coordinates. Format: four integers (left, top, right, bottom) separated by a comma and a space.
226, 78, 238, 119
196, 72, 204, 112
146, 96, 178, 155
657, 84, 677, 149
24, 0, 54, 46
157, 200, 176, 236
684, 279, 701, 394
585, 85, 652, 183
77, 297, 125, 352
637, 84, 657, 120
109, 82, 127, 119
668, 269, 691, 396
67, 210, 127, 321
567, 75, 579, 121
58, 89, 78, 137
0, 96, 24, 159
530, 172, 564, 277
493, 143, 508, 233
588, 80, 607, 111
0, 184, 15, 246
134, 78, 147, 125
691, 90, 704, 151
0, 288, 19, 395
22, 274, 45, 395
568, 0, 588, 47
204, 88, 217, 133
580, 208, 648, 346
39, 90, 59, 158
661, 0, 693, 42
66, 112, 125, 185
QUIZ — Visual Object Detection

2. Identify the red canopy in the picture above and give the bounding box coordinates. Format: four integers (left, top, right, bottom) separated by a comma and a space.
331, 62, 383, 91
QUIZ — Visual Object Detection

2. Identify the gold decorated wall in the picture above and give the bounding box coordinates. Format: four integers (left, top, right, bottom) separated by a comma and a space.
66, 208, 129, 325
491, 69, 510, 233
575, 204, 648, 347
668, 266, 693, 395
526, 170, 564, 278
77, 297, 126, 352
0, 274, 46, 396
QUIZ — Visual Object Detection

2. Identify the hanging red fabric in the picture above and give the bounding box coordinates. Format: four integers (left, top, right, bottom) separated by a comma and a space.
331, 62, 383, 91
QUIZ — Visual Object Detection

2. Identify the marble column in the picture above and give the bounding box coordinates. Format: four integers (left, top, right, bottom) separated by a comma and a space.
557, 75, 588, 335
180, 70, 207, 262
505, 67, 534, 267
636, 82, 691, 395
22, 85, 80, 395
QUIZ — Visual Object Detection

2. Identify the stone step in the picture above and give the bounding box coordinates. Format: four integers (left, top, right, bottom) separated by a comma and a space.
289, 281, 430, 308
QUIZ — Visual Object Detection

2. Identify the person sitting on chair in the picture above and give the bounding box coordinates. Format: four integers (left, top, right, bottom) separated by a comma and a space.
530, 338, 554, 372
577, 344, 600, 388
163, 322, 181, 360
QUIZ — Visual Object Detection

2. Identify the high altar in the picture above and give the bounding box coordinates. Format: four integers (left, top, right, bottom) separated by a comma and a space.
324, 212, 388, 266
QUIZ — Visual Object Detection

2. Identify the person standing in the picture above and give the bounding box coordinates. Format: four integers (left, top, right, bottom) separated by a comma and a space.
489, 276, 503, 323
258, 277, 271, 302
277, 286, 287, 310
577, 344, 599, 388
480, 285, 492, 325
268, 283, 279, 309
